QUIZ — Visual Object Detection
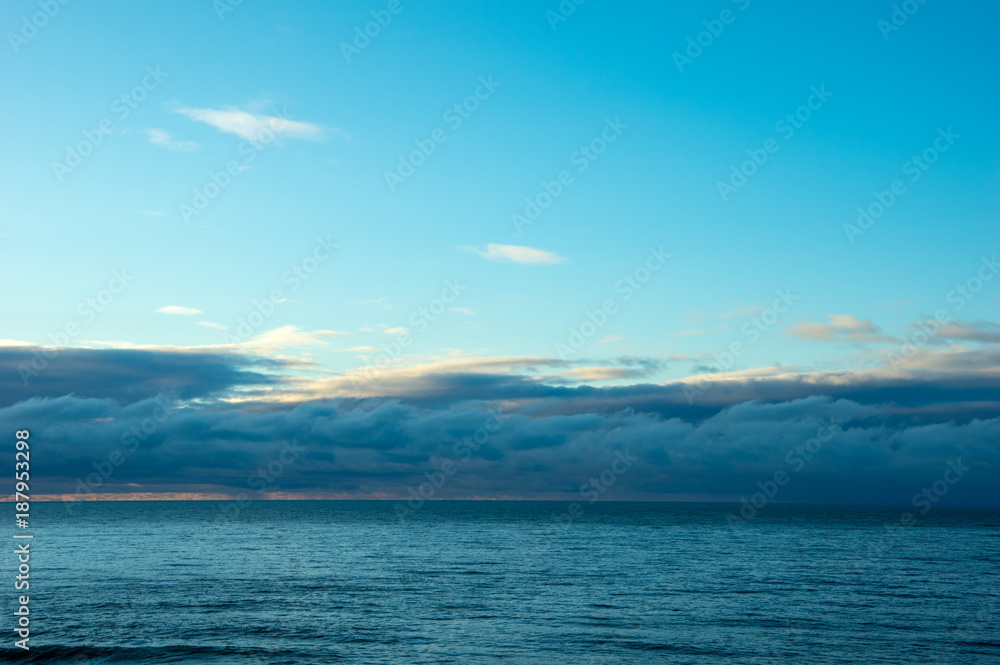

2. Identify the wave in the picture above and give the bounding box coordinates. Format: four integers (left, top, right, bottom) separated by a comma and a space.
0, 644, 329, 664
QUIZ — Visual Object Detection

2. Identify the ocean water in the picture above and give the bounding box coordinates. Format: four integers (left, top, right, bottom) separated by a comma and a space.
1, 501, 997, 664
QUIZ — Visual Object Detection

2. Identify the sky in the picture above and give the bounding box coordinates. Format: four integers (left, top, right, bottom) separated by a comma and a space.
1, 0, 998, 507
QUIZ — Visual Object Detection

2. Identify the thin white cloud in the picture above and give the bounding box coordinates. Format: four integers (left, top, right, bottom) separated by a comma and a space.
789, 314, 894, 343
156, 306, 202, 316
174, 106, 336, 142
141, 210, 165, 216
384, 326, 409, 335
829, 314, 875, 331
462, 243, 566, 265
450, 307, 475, 316
146, 129, 200, 152
935, 320, 1000, 343
561, 366, 638, 382
245, 326, 346, 350
18, 326, 350, 364
197, 321, 227, 330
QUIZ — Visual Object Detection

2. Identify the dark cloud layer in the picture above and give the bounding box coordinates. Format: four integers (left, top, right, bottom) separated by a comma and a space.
0, 347, 283, 407
2, 346, 998, 507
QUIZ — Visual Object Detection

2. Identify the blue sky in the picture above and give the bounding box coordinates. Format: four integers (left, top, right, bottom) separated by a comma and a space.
1, 0, 998, 503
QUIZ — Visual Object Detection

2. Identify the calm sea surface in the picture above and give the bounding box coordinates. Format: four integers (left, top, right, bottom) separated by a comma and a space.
0, 501, 997, 664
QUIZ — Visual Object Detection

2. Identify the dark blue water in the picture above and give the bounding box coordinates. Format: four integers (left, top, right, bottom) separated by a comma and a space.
1, 501, 997, 664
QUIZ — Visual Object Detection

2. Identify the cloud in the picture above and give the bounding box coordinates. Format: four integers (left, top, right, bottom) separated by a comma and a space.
197, 321, 227, 331
450, 307, 475, 316
0, 346, 283, 408
346, 297, 389, 307
240, 326, 347, 352
789, 314, 894, 343
935, 320, 1000, 344
384, 327, 409, 335
560, 366, 649, 382
141, 210, 165, 217
156, 306, 202, 316
290, 344, 1000, 415
146, 129, 199, 152
1, 344, 998, 504
676, 325, 728, 336
5, 390, 997, 505
461, 243, 566, 265
174, 106, 335, 142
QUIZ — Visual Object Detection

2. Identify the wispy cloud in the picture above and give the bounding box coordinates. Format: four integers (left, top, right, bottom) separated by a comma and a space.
676, 325, 728, 336
461, 243, 566, 265
146, 128, 199, 152
174, 106, 336, 142
935, 320, 1000, 343
347, 297, 389, 307
242, 326, 346, 351
156, 306, 202, 316
789, 314, 894, 343
197, 321, 227, 331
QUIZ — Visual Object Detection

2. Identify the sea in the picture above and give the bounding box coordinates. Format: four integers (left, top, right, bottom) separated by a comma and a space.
0, 501, 997, 664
